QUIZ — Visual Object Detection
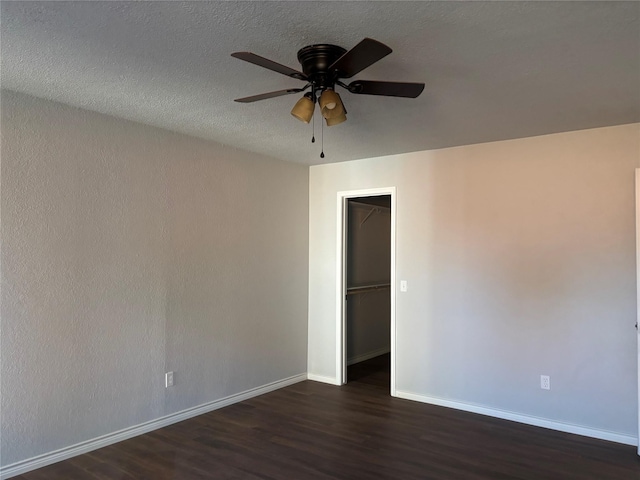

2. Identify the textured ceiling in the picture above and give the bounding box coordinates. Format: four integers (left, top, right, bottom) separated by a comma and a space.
2, 1, 639, 165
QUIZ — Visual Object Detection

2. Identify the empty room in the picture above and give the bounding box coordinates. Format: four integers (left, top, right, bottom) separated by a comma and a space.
1, 1, 639, 479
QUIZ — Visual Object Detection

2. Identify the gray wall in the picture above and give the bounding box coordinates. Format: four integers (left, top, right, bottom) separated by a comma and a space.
309, 124, 639, 440
0, 91, 309, 467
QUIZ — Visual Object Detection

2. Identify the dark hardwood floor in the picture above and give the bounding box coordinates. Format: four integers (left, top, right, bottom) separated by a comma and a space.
14, 354, 639, 479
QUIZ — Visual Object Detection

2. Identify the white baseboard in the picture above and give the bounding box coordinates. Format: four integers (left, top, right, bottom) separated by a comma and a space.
307, 373, 341, 385
395, 390, 637, 447
347, 347, 391, 366
0, 373, 307, 480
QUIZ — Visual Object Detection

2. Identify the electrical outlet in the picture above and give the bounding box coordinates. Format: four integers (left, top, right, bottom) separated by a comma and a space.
540, 375, 550, 390
165, 371, 174, 388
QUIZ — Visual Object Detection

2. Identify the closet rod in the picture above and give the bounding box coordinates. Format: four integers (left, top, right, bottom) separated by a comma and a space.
346, 283, 391, 295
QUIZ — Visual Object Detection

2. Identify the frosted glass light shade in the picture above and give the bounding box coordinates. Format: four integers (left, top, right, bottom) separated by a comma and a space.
319, 90, 344, 119
325, 111, 347, 126
319, 89, 339, 110
291, 95, 315, 123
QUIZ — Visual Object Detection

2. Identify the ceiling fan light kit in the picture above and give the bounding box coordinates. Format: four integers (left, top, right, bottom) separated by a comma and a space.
232, 38, 424, 155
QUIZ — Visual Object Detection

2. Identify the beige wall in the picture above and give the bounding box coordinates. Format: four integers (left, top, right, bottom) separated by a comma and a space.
309, 124, 640, 441
0, 91, 309, 468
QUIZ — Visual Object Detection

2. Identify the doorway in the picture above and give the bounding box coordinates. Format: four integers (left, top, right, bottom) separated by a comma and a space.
336, 188, 396, 394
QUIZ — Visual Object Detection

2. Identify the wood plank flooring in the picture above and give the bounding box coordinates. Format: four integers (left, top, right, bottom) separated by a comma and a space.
13, 355, 639, 479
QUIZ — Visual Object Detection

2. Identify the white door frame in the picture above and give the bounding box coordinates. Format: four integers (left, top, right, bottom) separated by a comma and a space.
336, 187, 397, 395
636, 168, 640, 455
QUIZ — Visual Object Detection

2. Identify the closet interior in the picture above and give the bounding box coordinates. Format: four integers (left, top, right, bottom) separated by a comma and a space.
346, 195, 391, 385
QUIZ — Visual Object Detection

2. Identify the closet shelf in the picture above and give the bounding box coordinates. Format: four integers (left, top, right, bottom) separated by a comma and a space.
346, 283, 391, 295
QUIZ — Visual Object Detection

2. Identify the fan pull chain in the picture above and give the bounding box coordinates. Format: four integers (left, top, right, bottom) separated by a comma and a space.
311, 108, 315, 143
320, 118, 325, 158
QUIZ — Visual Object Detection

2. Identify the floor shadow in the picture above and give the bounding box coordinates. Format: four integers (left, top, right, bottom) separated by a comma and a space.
347, 353, 390, 389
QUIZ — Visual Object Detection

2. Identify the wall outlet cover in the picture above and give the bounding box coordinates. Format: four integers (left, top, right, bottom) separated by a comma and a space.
541, 375, 550, 390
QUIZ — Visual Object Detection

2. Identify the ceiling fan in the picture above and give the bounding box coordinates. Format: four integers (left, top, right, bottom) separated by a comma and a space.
231, 38, 425, 127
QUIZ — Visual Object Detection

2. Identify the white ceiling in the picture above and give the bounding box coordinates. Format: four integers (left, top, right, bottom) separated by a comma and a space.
2, 1, 639, 165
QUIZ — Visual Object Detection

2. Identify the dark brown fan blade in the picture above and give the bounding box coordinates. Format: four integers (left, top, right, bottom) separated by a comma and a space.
329, 38, 392, 79
234, 88, 306, 103
347, 80, 425, 98
231, 52, 307, 81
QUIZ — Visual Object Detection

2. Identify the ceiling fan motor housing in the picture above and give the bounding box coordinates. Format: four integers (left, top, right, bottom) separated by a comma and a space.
296, 44, 347, 93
